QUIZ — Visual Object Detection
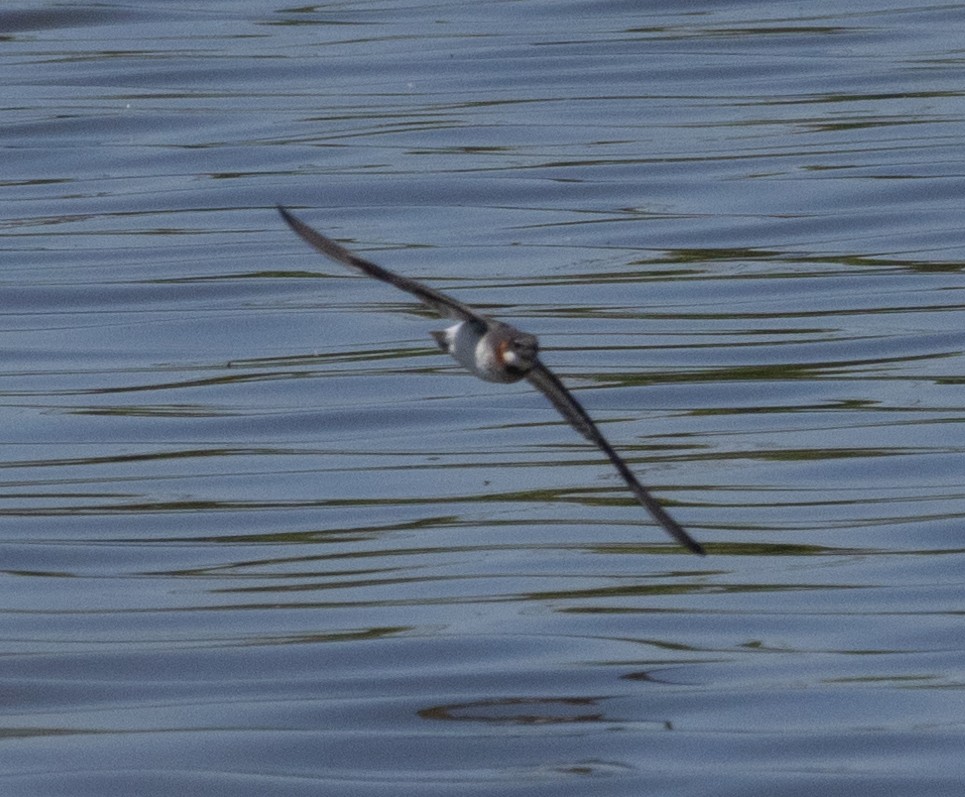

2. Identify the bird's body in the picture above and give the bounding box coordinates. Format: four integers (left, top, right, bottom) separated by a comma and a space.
431, 320, 536, 384
278, 206, 705, 556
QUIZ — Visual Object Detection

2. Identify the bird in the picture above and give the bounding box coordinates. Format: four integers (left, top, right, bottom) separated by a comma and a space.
278, 206, 705, 555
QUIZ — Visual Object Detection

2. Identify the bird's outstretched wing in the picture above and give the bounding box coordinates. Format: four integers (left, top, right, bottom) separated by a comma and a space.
279, 206, 703, 555
278, 207, 486, 324
525, 362, 705, 556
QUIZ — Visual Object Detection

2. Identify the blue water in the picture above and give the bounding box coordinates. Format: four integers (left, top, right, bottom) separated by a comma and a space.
2, 1, 964, 795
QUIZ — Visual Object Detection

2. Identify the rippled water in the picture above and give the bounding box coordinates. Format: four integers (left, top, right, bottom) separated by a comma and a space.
3, 1, 965, 795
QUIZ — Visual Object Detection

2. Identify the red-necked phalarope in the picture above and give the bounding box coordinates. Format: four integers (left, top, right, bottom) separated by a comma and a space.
278, 207, 705, 555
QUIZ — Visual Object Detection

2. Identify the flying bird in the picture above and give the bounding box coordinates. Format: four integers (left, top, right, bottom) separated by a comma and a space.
278, 207, 705, 555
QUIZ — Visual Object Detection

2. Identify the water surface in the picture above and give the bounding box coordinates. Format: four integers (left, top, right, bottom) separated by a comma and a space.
2, 1, 964, 795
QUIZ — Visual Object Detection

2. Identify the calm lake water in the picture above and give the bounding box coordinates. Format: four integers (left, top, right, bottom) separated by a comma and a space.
3, 1, 964, 794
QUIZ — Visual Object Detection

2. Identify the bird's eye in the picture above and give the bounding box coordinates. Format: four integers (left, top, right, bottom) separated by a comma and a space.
515, 336, 536, 353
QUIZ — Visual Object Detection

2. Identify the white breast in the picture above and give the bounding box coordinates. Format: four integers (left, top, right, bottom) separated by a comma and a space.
439, 322, 506, 382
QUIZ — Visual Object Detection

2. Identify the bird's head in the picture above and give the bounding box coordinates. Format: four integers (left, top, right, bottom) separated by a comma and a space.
495, 326, 539, 379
